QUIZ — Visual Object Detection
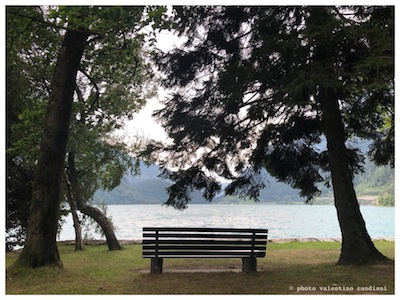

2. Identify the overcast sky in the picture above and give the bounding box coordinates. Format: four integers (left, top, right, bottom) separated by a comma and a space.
124, 30, 186, 142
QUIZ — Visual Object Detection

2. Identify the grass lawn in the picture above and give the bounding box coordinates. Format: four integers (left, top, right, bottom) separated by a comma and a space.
6, 240, 394, 295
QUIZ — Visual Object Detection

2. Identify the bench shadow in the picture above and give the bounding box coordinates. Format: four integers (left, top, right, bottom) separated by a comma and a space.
137, 265, 268, 274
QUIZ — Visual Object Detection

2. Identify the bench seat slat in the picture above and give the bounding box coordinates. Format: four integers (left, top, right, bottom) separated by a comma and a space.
144, 255, 263, 258
143, 232, 268, 239
143, 245, 266, 251
143, 239, 267, 245
143, 227, 268, 233
143, 251, 266, 257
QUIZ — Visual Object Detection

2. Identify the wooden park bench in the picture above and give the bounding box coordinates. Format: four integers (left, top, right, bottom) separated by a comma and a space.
142, 227, 268, 273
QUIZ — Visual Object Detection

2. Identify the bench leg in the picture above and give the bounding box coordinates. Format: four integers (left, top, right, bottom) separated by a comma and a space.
242, 257, 257, 273
150, 258, 163, 273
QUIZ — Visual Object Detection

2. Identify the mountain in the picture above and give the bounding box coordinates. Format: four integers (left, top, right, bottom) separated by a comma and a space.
93, 163, 168, 205
92, 163, 219, 205
92, 152, 394, 206
92, 162, 306, 205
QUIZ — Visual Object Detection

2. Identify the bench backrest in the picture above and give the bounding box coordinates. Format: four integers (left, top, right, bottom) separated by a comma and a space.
142, 227, 268, 258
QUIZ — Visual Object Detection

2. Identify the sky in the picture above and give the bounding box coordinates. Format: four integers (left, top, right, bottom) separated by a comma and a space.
123, 30, 186, 143
124, 3, 399, 147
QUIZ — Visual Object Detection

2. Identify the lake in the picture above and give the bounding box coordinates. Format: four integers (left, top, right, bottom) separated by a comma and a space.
58, 204, 395, 241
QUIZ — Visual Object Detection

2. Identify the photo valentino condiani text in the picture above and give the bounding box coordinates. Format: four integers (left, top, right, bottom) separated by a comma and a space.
291, 285, 387, 292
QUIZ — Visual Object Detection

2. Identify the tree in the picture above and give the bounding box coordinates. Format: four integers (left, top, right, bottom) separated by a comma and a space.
145, 6, 394, 265
66, 152, 122, 250
6, 6, 54, 251
7, 6, 151, 268
59, 5, 153, 251
15, 24, 89, 268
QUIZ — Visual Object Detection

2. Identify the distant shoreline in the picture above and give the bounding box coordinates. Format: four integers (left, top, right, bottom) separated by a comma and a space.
94, 200, 393, 207
58, 237, 395, 246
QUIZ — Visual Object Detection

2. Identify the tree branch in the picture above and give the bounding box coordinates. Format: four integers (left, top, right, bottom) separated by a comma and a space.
78, 68, 101, 112
7, 9, 101, 37
331, 7, 363, 25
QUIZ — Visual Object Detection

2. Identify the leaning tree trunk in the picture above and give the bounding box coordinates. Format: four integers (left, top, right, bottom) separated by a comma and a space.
70, 201, 84, 251
77, 203, 122, 251
65, 180, 84, 251
320, 88, 391, 265
67, 152, 121, 251
13, 29, 89, 268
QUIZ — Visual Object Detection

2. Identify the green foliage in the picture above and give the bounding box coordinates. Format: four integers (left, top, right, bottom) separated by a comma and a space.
5, 157, 33, 251
6, 6, 60, 250
377, 194, 394, 207
144, 6, 394, 209
7, 101, 47, 164
145, 6, 170, 30
6, 6, 159, 248
354, 160, 394, 198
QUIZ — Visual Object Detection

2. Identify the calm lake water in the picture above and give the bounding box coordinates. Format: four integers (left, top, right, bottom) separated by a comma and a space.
58, 204, 395, 241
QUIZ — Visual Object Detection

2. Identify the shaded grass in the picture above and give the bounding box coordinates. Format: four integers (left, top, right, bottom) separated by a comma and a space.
6, 241, 394, 294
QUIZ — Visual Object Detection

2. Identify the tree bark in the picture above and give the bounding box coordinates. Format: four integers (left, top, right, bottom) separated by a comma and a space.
65, 181, 84, 251
67, 152, 122, 251
77, 203, 122, 251
319, 88, 391, 265
13, 29, 89, 268
70, 202, 84, 251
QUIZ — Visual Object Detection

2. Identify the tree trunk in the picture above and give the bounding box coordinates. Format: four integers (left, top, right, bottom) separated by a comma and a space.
65, 182, 84, 251
319, 88, 391, 265
77, 203, 122, 251
67, 152, 122, 251
13, 29, 89, 268
70, 203, 84, 251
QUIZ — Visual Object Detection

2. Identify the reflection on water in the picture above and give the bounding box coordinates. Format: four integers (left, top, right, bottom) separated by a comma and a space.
58, 204, 395, 241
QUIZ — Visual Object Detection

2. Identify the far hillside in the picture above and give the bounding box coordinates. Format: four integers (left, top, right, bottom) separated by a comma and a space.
92, 159, 394, 206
